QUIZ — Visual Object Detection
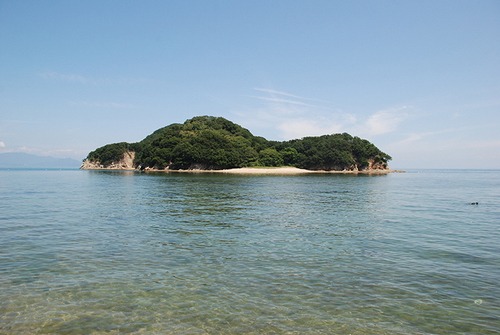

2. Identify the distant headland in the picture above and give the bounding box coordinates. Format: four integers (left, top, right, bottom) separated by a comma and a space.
81, 116, 394, 174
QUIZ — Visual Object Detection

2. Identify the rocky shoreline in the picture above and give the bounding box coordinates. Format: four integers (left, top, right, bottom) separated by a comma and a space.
81, 162, 402, 175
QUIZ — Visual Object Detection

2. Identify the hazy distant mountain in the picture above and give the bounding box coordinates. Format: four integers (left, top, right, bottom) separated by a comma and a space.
0, 152, 81, 169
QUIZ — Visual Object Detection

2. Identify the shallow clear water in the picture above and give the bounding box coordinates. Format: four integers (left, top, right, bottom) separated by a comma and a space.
1, 169, 499, 334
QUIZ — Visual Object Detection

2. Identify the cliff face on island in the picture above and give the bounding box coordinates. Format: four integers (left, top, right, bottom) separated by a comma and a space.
81, 116, 392, 172
81, 151, 135, 170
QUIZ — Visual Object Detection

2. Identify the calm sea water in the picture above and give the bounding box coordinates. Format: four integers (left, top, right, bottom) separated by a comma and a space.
0, 169, 499, 334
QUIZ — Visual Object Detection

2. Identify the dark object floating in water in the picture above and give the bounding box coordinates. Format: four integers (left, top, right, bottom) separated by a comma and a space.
470, 202, 479, 205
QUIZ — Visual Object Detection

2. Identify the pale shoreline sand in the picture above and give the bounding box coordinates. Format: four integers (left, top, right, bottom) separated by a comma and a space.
159, 167, 403, 175
82, 165, 403, 174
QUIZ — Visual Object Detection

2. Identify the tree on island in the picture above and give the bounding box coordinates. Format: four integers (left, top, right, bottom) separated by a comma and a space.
84, 116, 391, 171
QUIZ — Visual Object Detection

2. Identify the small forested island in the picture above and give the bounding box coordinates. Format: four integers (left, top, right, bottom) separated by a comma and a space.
82, 116, 393, 173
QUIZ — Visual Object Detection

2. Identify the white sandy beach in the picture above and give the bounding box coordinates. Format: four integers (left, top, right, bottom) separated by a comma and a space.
220, 167, 316, 174
168, 166, 400, 175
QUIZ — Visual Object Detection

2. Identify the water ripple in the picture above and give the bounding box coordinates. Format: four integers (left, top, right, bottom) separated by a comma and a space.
1, 170, 499, 334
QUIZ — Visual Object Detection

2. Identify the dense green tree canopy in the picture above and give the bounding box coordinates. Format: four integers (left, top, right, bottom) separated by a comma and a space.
84, 116, 391, 171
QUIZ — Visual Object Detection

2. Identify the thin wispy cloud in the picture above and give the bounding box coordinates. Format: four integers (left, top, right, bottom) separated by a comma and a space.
464, 139, 500, 150
277, 118, 344, 139
251, 96, 317, 107
254, 88, 325, 102
396, 129, 454, 146
40, 71, 91, 84
249, 88, 320, 111
395, 124, 497, 147
385, 125, 500, 168
39, 71, 148, 86
237, 88, 409, 140
69, 100, 138, 110
362, 107, 409, 136
236, 87, 343, 139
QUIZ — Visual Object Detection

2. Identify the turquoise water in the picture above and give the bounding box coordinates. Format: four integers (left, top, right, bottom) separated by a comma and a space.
1, 169, 499, 334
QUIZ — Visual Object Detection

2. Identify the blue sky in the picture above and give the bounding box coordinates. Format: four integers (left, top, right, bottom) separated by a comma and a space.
1, 0, 499, 168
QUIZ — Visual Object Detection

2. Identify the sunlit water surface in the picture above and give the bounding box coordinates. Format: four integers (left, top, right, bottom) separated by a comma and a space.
1, 169, 499, 334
